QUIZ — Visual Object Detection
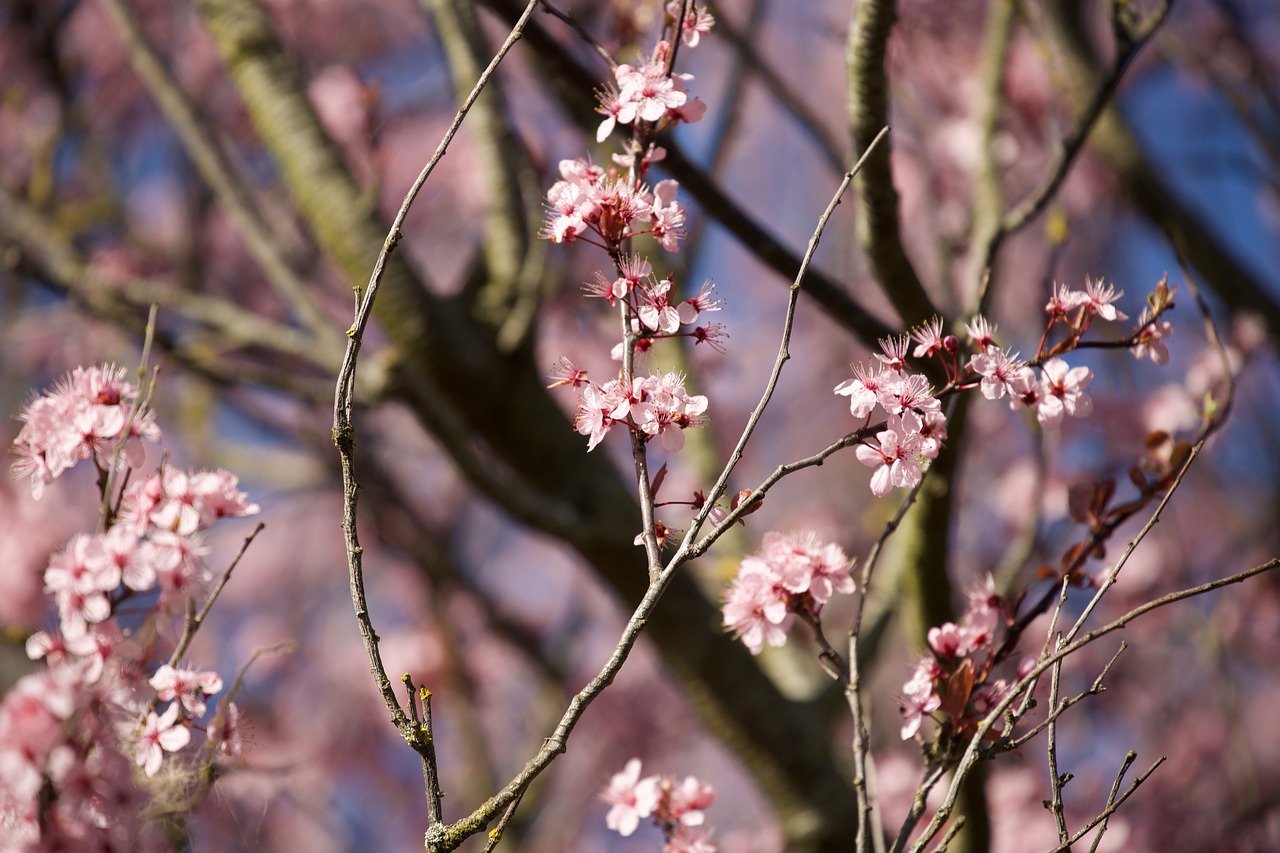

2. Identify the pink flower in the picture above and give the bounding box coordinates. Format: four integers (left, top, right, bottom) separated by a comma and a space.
630, 372, 708, 452
1036, 357, 1093, 430
1045, 282, 1084, 318
855, 412, 923, 496
722, 558, 792, 655
969, 346, 1025, 401
1082, 276, 1128, 322
638, 276, 683, 333
1131, 312, 1173, 365
911, 316, 946, 360
646, 179, 687, 252
150, 664, 224, 717
901, 656, 942, 740
965, 315, 999, 352
208, 701, 243, 758
835, 363, 888, 419
601, 758, 660, 837
665, 827, 718, 853
875, 334, 912, 372
667, 2, 716, 47
135, 703, 191, 777
546, 356, 590, 390
927, 622, 965, 658
10, 364, 160, 499
877, 372, 940, 417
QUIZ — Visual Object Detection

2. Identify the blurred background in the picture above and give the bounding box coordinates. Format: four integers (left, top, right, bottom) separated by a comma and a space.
1, 0, 1278, 850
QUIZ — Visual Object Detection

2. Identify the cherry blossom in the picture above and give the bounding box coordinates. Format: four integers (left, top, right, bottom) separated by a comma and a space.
10, 364, 162, 499
835, 363, 889, 419
969, 346, 1025, 401
1045, 282, 1084, 319
855, 412, 924, 496
150, 664, 224, 717
1035, 357, 1093, 430
1131, 311, 1174, 365
601, 758, 660, 837
965, 314, 999, 352
901, 656, 943, 740
667, 2, 716, 47
134, 703, 191, 777
1082, 276, 1129, 322
911, 316, 946, 360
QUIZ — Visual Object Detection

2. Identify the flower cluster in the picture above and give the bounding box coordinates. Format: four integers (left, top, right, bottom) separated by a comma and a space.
582, 258, 726, 359
840, 277, 1175, 498
542, 158, 689, 252
837, 335, 946, 497
595, 8, 712, 145
565, 367, 709, 452
2, 364, 257, 847
10, 363, 161, 499
722, 531, 855, 654
601, 758, 717, 852
900, 576, 1012, 740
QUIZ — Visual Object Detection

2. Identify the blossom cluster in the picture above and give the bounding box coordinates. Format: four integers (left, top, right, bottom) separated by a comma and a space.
722, 531, 855, 655
2, 364, 257, 848
837, 335, 947, 497
10, 363, 161, 499
601, 758, 717, 852
594, 5, 712, 144
900, 576, 1012, 740
542, 157, 689, 252
839, 276, 1173, 498
561, 365, 709, 453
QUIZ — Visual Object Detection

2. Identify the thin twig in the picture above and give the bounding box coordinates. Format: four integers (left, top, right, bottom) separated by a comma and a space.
674, 129, 890, 562
1046, 634, 1070, 843
330, 0, 541, 829
975, 2, 1172, 310
1087, 750, 1139, 853
1056, 756, 1165, 853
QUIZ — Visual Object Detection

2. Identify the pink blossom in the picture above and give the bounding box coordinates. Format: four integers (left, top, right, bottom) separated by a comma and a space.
601, 758, 660, 837
10, 364, 160, 499
1082, 276, 1128, 322
1045, 282, 1084, 318
855, 412, 923, 496
134, 703, 191, 777
667, 2, 716, 47
911, 316, 946, 360
918, 410, 948, 459
1131, 311, 1173, 365
573, 380, 628, 451
1036, 357, 1093, 430
878, 372, 940, 417
758, 530, 854, 604
631, 372, 708, 452
875, 334, 912, 372
965, 315, 999, 352
546, 356, 590, 390
664, 829, 718, 853
209, 701, 243, 758
901, 656, 942, 739
722, 558, 792, 655
835, 363, 889, 419
638, 276, 684, 333
150, 664, 224, 717
927, 622, 965, 658
646, 179, 687, 252
679, 279, 721, 324
969, 346, 1024, 401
